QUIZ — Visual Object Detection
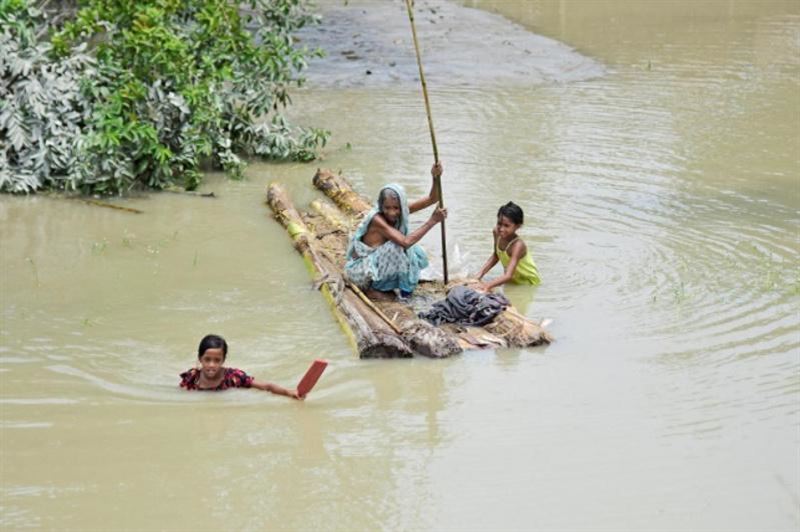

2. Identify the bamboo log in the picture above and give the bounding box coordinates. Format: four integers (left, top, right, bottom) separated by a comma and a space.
267, 182, 413, 358
312, 169, 371, 215
309, 198, 351, 233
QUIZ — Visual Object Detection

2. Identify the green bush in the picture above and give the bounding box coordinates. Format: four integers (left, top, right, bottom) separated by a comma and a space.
1, 0, 328, 194
0, 0, 95, 192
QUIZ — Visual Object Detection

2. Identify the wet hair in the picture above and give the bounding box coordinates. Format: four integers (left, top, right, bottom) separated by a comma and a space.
378, 187, 402, 225
497, 202, 524, 225
198, 334, 227, 360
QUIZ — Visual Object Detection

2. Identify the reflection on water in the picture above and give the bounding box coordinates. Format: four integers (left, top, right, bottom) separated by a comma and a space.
1, 0, 798, 529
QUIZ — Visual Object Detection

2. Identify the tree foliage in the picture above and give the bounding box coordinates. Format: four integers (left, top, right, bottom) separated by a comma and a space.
1, 0, 328, 194
0, 0, 95, 192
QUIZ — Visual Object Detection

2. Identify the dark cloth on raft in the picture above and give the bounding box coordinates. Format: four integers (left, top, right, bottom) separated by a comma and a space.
419, 285, 510, 327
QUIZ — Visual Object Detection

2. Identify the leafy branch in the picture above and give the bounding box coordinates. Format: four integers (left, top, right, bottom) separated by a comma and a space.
1, 0, 329, 195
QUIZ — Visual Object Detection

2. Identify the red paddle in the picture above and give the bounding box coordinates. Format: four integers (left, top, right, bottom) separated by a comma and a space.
297, 359, 328, 397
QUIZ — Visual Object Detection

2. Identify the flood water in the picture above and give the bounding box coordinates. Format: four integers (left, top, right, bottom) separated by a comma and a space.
1, 1, 798, 530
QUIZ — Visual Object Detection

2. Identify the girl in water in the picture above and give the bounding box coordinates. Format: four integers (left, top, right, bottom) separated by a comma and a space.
475, 201, 540, 291
180, 334, 302, 398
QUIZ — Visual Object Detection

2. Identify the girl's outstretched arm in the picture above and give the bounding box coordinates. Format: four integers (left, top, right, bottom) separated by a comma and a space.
476, 229, 500, 281
252, 380, 303, 400
475, 253, 499, 281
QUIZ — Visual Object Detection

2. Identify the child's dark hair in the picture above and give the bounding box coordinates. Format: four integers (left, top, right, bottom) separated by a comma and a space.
498, 202, 524, 225
198, 334, 228, 360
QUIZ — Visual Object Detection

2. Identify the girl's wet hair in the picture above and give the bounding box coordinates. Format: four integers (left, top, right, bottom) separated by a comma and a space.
198, 334, 228, 360
497, 201, 524, 225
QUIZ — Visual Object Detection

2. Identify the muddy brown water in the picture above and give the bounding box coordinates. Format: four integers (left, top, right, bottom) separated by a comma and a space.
1, 1, 798, 529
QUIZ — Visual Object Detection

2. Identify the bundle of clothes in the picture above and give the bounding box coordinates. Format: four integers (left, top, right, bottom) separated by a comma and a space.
419, 285, 509, 327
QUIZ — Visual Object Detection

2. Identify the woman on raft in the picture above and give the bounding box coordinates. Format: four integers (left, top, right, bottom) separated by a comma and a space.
345, 162, 448, 301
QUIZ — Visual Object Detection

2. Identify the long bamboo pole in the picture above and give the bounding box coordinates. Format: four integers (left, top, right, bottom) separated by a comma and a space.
405, 0, 448, 284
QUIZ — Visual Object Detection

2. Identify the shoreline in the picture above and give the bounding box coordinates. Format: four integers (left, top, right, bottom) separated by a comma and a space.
297, 0, 606, 88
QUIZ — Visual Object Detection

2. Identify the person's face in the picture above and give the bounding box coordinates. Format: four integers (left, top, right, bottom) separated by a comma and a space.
496, 215, 520, 240
199, 348, 225, 379
381, 195, 401, 225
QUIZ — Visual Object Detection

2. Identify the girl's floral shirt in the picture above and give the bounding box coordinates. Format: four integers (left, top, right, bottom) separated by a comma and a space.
179, 367, 254, 391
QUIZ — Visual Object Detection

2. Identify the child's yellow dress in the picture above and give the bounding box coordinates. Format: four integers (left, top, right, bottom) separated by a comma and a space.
496, 237, 540, 285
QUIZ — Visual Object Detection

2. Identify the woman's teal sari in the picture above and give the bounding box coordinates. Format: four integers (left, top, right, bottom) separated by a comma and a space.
344, 183, 429, 294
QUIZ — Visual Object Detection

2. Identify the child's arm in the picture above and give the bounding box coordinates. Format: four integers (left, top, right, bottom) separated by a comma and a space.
482, 240, 527, 291
476, 229, 499, 281
409, 162, 443, 213
475, 253, 499, 281
251, 380, 303, 400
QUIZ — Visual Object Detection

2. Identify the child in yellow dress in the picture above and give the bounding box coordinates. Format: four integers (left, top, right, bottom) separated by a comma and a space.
475, 202, 540, 291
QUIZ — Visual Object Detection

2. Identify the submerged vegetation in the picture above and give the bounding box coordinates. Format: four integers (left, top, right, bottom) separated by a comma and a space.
1, 0, 328, 195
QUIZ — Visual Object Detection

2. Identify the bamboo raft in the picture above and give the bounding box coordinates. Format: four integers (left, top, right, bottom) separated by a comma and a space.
266, 170, 553, 358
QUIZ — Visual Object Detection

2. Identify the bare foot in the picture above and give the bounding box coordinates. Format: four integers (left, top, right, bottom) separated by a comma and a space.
366, 288, 395, 301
